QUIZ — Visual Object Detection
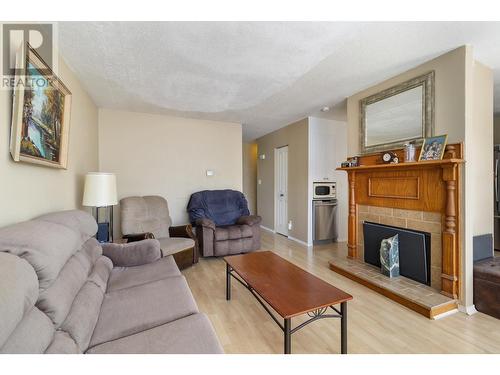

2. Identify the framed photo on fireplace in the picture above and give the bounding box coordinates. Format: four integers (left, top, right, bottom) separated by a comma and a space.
418, 134, 447, 161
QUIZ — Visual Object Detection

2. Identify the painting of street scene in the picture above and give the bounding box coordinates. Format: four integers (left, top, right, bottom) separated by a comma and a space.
20, 63, 66, 162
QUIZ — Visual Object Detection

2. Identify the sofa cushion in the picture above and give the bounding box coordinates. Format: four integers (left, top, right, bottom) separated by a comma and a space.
0, 210, 97, 291
89, 276, 198, 348
158, 237, 194, 256
45, 331, 81, 354
120, 196, 172, 238
102, 239, 161, 267
59, 256, 112, 352
36, 210, 97, 241
0, 307, 54, 354
107, 255, 181, 292
86, 313, 223, 354
214, 237, 255, 256
0, 252, 39, 347
36, 238, 102, 327
215, 225, 253, 241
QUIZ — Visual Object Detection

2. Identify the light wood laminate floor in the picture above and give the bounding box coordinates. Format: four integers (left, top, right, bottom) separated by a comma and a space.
183, 231, 500, 354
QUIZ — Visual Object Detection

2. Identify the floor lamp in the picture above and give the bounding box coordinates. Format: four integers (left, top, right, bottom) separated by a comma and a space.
82, 172, 118, 243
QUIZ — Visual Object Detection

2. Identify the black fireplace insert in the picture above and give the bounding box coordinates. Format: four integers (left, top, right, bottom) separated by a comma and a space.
363, 221, 431, 285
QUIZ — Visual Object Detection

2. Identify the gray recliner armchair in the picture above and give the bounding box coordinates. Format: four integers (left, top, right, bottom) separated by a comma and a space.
120, 196, 198, 269
187, 190, 261, 257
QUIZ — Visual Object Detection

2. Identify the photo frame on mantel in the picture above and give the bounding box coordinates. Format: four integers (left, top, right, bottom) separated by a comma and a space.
359, 71, 435, 155
10, 42, 72, 169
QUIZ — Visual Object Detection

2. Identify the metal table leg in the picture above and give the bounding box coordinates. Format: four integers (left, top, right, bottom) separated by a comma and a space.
226, 264, 231, 301
284, 318, 291, 354
341, 301, 347, 354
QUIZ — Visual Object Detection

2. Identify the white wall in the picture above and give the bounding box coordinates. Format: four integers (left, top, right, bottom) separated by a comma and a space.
0, 56, 99, 227
463, 59, 494, 310
98, 109, 243, 236
308, 117, 348, 244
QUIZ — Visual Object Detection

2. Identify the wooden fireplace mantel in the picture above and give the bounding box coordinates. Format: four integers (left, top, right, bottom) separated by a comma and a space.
335, 143, 464, 300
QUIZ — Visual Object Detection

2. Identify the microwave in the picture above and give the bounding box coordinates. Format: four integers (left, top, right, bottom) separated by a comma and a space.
313, 182, 336, 200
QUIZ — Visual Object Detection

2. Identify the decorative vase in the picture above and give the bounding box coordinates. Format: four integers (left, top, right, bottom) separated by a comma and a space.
380, 234, 400, 278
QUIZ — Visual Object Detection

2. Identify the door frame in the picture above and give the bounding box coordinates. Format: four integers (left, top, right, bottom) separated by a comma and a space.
274, 145, 289, 236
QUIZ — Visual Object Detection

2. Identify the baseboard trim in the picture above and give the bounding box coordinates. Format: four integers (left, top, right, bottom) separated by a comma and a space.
288, 236, 312, 248
458, 304, 478, 315
260, 225, 275, 233
432, 308, 459, 320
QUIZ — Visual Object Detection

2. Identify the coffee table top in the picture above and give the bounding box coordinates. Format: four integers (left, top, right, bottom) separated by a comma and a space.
224, 251, 353, 318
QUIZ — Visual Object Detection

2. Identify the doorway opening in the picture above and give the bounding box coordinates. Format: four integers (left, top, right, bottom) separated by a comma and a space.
274, 146, 288, 236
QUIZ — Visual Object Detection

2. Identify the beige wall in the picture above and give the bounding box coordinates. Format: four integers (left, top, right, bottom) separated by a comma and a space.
242, 142, 257, 214
98, 109, 242, 236
0, 57, 99, 227
347, 46, 467, 155
256, 118, 309, 243
345, 46, 494, 311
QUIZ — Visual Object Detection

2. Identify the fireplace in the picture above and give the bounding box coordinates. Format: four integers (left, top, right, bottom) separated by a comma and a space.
363, 222, 431, 285
329, 143, 464, 318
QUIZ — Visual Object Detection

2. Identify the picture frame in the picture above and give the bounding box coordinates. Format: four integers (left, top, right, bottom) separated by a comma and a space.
10, 42, 72, 169
418, 134, 448, 161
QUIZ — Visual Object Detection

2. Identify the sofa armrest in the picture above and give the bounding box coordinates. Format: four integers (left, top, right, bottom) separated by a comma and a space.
170, 224, 198, 263
102, 239, 161, 267
169, 224, 195, 239
122, 232, 155, 242
236, 215, 262, 226
195, 218, 216, 231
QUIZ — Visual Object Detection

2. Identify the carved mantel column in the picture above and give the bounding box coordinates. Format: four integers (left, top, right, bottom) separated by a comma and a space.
347, 171, 357, 259
441, 164, 459, 299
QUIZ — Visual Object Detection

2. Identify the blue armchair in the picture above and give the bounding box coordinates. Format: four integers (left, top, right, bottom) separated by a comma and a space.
187, 190, 261, 257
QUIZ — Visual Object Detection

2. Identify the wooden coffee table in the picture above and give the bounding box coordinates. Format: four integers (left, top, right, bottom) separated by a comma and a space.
224, 251, 353, 354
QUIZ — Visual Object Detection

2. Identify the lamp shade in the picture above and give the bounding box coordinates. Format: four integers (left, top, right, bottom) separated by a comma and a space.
82, 172, 118, 207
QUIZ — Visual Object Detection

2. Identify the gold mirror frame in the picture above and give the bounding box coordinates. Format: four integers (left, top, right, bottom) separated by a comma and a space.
359, 71, 435, 155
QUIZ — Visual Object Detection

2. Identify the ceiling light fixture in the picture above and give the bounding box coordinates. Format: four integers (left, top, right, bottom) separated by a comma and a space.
320, 106, 330, 112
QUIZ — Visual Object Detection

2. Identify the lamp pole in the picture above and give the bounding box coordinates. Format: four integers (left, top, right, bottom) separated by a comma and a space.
83, 172, 118, 243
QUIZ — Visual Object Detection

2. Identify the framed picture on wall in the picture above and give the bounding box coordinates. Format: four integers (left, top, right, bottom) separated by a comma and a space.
418, 134, 448, 161
10, 42, 72, 169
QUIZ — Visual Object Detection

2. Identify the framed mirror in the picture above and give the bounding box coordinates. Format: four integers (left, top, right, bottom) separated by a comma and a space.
360, 71, 434, 154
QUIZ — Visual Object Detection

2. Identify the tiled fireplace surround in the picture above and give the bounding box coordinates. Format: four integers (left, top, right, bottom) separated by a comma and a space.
357, 205, 442, 290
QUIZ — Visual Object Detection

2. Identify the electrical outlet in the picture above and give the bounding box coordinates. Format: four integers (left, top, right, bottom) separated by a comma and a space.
288, 220, 293, 230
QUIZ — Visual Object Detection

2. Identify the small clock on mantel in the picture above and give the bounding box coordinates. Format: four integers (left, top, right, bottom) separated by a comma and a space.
381, 151, 399, 164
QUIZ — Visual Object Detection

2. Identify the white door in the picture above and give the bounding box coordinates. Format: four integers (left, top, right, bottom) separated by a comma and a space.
275, 146, 288, 236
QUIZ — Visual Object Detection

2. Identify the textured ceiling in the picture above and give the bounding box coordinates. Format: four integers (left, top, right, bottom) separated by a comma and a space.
59, 22, 500, 140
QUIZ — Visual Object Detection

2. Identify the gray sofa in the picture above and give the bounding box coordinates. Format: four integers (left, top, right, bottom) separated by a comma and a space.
0, 210, 222, 354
